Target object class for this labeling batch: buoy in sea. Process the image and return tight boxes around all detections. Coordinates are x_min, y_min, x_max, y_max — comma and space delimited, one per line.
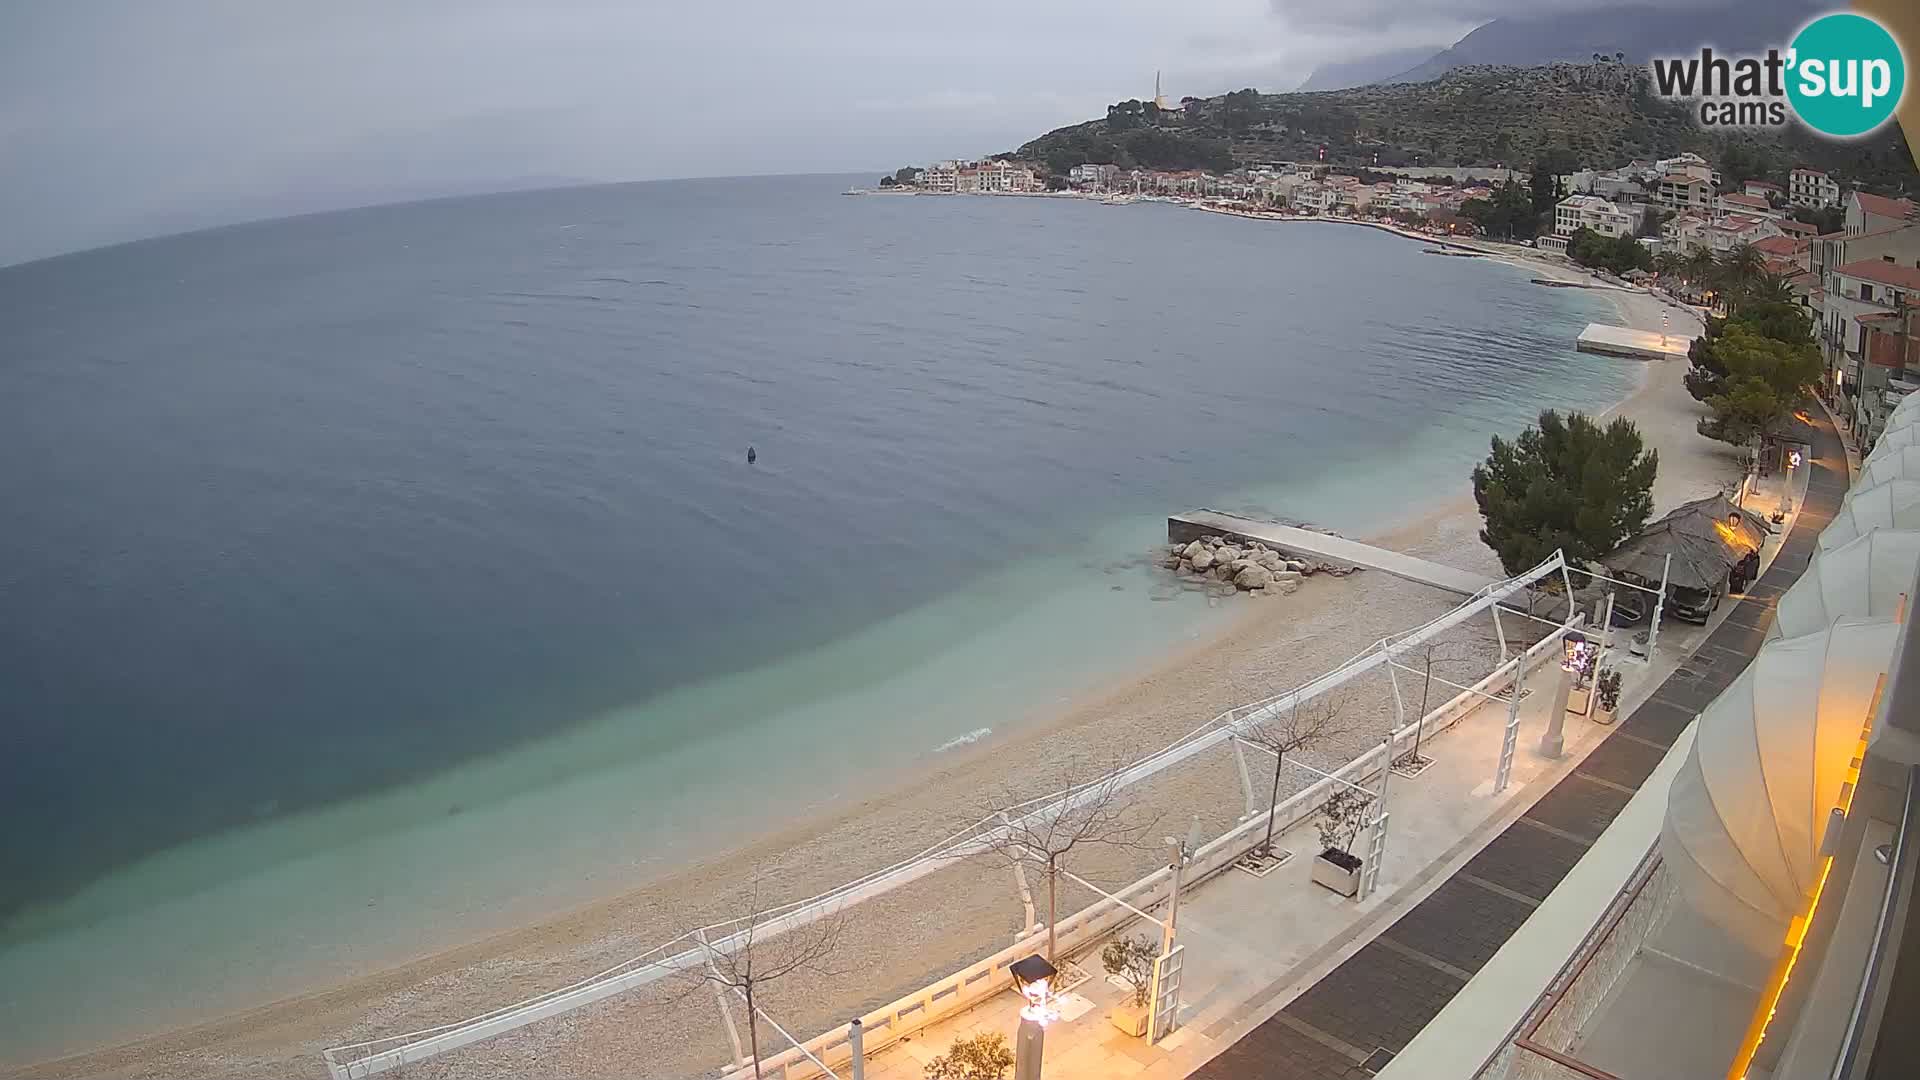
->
747, 446, 757, 464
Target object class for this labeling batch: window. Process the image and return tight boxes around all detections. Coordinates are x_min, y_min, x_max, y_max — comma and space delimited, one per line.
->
1863, 284, 1876, 302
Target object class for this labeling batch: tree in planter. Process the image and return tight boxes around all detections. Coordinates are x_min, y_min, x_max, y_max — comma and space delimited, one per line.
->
1471, 410, 1659, 578
1316, 787, 1377, 868
681, 885, 850, 1079
1396, 639, 1484, 769
976, 762, 1158, 965
1238, 690, 1349, 861
925, 1032, 1016, 1080
1101, 935, 1159, 1008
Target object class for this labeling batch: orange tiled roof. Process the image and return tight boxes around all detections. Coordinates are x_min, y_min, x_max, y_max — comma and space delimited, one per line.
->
1836, 258, 1920, 290
1856, 192, 1918, 221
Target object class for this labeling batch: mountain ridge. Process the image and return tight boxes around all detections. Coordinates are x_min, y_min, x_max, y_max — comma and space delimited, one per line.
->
1300, 0, 1823, 92
1009, 62, 1916, 196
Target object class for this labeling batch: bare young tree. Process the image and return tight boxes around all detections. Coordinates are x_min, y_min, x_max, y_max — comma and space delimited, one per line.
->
1236, 689, 1349, 860
976, 761, 1158, 964
679, 882, 850, 1079
1394, 639, 1483, 767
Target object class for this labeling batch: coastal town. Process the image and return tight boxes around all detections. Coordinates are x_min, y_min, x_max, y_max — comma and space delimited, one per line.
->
875, 150, 1920, 465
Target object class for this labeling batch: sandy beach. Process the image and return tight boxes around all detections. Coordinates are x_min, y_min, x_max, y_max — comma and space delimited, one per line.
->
5, 232, 1738, 1080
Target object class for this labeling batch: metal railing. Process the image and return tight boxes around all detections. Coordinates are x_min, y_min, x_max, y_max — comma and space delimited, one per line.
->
1833, 765, 1919, 1080
323, 551, 1575, 1079
723, 613, 1579, 1080
1475, 849, 1670, 1080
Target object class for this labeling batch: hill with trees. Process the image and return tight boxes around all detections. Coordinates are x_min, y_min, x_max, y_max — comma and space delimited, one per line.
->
1008, 62, 1917, 196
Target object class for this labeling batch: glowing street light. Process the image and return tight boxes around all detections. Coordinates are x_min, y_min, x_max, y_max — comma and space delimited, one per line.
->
1010, 954, 1059, 1080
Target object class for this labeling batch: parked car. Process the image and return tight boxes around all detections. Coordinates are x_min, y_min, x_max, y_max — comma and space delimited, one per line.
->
1607, 591, 1650, 627
1667, 583, 1721, 624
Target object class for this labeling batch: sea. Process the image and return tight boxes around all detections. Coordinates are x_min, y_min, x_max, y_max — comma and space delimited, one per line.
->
0, 174, 1638, 1061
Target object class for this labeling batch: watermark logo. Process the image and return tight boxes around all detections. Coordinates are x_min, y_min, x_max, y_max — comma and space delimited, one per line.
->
1649, 11, 1906, 138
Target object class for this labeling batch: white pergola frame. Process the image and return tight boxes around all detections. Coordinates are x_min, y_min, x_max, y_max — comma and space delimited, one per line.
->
322, 550, 1581, 1080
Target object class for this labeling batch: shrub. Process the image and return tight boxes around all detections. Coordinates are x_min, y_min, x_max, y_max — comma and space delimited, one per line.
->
1597, 668, 1622, 712
925, 1032, 1016, 1080
1101, 935, 1159, 1007
1315, 788, 1375, 856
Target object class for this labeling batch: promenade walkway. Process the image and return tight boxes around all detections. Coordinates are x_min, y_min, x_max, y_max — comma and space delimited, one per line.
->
1169, 511, 1496, 596
1188, 411, 1848, 1079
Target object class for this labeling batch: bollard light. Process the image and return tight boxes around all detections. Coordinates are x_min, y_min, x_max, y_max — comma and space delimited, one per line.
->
1010, 955, 1058, 1024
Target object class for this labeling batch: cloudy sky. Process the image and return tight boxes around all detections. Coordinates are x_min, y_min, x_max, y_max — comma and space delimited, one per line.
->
0, 1, 1523, 265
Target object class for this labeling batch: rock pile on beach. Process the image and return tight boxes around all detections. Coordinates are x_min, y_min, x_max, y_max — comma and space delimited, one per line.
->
1161, 534, 1352, 598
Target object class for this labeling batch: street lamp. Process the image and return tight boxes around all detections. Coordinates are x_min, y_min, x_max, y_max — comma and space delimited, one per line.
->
1010, 954, 1058, 1080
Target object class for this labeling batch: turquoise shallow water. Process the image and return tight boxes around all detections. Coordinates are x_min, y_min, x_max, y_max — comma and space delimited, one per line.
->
0, 177, 1635, 1059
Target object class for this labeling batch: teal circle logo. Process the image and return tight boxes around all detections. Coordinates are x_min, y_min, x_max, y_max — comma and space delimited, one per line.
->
1787, 13, 1906, 138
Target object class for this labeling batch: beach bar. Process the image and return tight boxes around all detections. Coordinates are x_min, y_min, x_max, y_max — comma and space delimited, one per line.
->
1575, 322, 1695, 362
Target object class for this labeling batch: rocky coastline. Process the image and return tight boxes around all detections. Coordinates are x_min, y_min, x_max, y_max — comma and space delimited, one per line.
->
1161, 533, 1357, 599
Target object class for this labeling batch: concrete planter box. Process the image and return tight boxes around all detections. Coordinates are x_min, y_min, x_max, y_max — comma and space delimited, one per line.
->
1568, 685, 1592, 715
1109, 1001, 1149, 1037
1312, 849, 1363, 898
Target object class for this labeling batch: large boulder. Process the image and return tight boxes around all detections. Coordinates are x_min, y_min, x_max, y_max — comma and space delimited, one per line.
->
1286, 560, 1310, 573
1182, 540, 1207, 560
1256, 550, 1284, 570
1189, 548, 1215, 572
1235, 565, 1273, 590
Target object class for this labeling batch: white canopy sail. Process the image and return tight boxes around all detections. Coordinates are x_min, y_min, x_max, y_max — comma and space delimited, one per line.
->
1772, 531, 1920, 638
1857, 445, 1920, 490
1821, 479, 1920, 551
1660, 617, 1898, 951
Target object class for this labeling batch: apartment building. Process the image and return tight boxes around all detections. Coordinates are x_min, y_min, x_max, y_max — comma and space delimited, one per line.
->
1790, 166, 1842, 209
1553, 194, 1637, 238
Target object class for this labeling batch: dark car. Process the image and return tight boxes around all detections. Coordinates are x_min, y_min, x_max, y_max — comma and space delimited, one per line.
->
1607, 590, 1650, 627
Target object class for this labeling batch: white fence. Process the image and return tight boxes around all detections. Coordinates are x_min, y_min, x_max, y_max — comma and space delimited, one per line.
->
725, 621, 1578, 1080
323, 551, 1572, 1079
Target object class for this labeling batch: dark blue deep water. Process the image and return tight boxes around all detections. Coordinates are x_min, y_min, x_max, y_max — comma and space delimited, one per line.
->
0, 175, 1630, 939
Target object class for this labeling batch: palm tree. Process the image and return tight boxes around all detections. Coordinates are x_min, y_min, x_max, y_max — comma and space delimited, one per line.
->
1749, 270, 1796, 306
1654, 250, 1683, 279
1716, 242, 1768, 313
1684, 248, 1717, 300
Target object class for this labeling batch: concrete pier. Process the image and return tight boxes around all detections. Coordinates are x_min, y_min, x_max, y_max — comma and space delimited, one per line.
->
1575, 322, 1694, 362
1169, 509, 1497, 596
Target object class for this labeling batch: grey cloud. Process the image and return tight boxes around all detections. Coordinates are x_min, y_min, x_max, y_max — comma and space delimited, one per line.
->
1, 0, 1471, 265
1266, 0, 1713, 30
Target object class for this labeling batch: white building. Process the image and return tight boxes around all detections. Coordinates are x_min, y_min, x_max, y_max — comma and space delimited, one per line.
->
1291, 183, 1337, 213
919, 161, 959, 193
1820, 224, 1920, 434
1068, 163, 1119, 189
1791, 167, 1842, 209
1847, 191, 1918, 236
1707, 213, 1786, 254
978, 160, 1037, 193
1554, 194, 1637, 238
1656, 170, 1716, 214
1715, 192, 1784, 221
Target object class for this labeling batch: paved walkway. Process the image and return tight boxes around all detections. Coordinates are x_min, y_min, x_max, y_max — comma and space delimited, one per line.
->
1168, 511, 1497, 596
1189, 412, 1849, 1079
